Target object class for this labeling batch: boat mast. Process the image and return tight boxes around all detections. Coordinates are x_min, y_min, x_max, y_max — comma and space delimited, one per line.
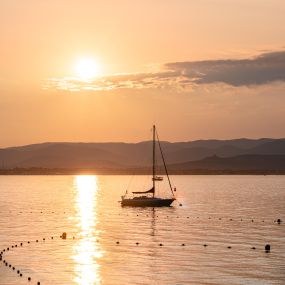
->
152, 125, 156, 197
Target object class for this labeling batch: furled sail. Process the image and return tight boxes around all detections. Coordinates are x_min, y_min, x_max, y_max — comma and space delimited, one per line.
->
132, 187, 154, 194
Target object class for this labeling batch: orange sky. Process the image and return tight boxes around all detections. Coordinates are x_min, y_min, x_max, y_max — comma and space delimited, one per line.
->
1, 0, 285, 147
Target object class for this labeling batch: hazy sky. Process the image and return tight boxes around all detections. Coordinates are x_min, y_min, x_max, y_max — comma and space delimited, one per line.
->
1, 0, 285, 147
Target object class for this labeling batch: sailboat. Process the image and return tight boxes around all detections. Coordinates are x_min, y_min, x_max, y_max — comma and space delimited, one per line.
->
121, 125, 176, 207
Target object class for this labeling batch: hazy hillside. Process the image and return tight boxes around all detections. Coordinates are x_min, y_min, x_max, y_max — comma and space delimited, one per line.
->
0, 138, 285, 169
168, 154, 285, 171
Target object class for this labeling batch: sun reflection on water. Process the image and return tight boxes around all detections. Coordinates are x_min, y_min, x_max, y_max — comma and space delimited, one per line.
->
73, 175, 102, 285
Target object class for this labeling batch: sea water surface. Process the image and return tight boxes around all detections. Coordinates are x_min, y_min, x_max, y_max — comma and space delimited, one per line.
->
0, 175, 284, 285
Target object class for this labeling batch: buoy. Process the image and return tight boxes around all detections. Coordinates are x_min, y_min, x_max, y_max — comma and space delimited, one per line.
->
203, 244, 208, 247
9, 264, 11, 267
20, 243, 23, 246
277, 218, 282, 224
28, 277, 31, 281
37, 282, 40, 285
51, 237, 54, 239
43, 238, 45, 241
136, 242, 139, 245
181, 243, 185, 246
159, 243, 163, 246
36, 240, 38, 242
116, 241, 120, 245
251, 247, 256, 250
265, 244, 270, 252
227, 246, 232, 249
28, 241, 30, 244
20, 273, 22, 277
179, 203, 182, 206
17, 270, 20, 274
61, 232, 67, 240
13, 267, 15, 270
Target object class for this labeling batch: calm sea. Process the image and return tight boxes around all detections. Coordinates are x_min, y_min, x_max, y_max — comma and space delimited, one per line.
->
0, 175, 284, 285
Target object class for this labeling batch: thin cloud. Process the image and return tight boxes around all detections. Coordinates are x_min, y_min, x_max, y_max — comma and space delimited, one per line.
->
44, 50, 285, 91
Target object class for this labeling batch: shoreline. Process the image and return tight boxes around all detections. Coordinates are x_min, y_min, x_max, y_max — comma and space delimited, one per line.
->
1, 168, 285, 175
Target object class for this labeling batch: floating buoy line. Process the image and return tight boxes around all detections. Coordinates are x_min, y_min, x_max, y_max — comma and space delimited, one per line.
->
1, 210, 283, 225
0, 221, 281, 285
0, 215, 282, 284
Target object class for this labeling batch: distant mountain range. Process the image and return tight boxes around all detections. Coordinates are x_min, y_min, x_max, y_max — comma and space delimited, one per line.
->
1, 138, 285, 173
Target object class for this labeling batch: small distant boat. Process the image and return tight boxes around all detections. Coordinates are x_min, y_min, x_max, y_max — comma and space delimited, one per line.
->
152, 176, 163, 181
121, 125, 176, 207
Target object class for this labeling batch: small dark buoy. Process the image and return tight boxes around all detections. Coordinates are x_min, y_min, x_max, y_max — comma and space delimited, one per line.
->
277, 218, 282, 224
265, 244, 270, 252
181, 243, 185, 246
37, 282, 40, 285
36, 240, 38, 242
9, 264, 11, 267
51, 237, 54, 239
12, 246, 14, 248
28, 241, 30, 244
159, 243, 163, 246
28, 277, 31, 281
13, 267, 15, 270
61, 232, 67, 240
227, 246, 232, 249
187, 216, 189, 219
116, 241, 120, 245
179, 203, 182, 206
20, 243, 23, 246
15, 245, 17, 247
7, 248, 9, 251
251, 247, 256, 250
203, 244, 208, 247
230, 218, 232, 221
252, 219, 254, 222
43, 238, 45, 241
136, 242, 139, 245
17, 270, 20, 274
20, 273, 22, 277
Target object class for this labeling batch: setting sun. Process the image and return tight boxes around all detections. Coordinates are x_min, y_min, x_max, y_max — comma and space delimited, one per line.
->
74, 57, 100, 79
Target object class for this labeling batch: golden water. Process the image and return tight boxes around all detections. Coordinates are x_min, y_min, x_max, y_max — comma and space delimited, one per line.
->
0, 175, 284, 284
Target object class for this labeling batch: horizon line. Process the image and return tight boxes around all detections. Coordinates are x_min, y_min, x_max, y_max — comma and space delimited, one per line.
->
1, 137, 285, 149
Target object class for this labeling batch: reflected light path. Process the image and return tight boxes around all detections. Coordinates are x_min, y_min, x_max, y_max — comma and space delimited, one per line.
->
73, 175, 102, 285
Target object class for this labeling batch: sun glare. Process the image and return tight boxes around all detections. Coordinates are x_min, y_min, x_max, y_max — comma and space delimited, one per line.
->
75, 57, 100, 79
